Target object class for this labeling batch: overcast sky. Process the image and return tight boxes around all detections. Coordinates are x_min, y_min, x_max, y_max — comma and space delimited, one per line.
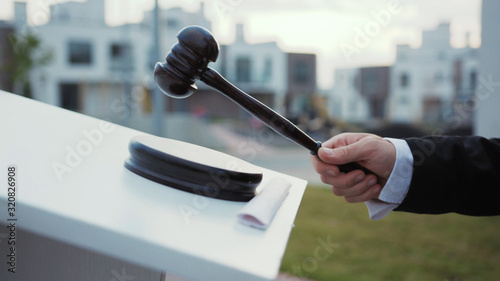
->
0, 0, 482, 89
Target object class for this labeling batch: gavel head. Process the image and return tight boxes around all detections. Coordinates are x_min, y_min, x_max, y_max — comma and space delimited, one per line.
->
154, 26, 219, 98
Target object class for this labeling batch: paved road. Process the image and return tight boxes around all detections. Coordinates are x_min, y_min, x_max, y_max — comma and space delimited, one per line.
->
209, 124, 324, 185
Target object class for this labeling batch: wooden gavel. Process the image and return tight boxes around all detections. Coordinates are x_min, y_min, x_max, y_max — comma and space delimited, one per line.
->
154, 25, 370, 174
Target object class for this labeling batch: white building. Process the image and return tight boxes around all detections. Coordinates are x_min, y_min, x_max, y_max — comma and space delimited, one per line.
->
14, 0, 148, 121
329, 68, 370, 123
475, 0, 500, 137
13, 0, 211, 124
161, 23, 292, 120
332, 23, 479, 127
219, 24, 288, 114
143, 3, 211, 61
387, 23, 478, 125
11, 0, 293, 123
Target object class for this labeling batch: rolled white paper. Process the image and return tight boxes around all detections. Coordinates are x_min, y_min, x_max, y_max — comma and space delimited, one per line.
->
237, 178, 291, 230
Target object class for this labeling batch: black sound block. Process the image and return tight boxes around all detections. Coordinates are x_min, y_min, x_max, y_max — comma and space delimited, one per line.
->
124, 135, 263, 201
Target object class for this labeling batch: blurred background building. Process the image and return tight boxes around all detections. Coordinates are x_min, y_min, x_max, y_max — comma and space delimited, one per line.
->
330, 22, 479, 134
475, 0, 500, 138
388, 23, 478, 127
1, 0, 499, 141
2, 1, 317, 138
0, 21, 15, 92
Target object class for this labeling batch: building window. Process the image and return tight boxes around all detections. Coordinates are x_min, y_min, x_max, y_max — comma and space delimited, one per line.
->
400, 73, 409, 88
59, 83, 80, 111
293, 61, 310, 82
109, 42, 133, 70
68, 41, 92, 65
363, 73, 378, 93
167, 19, 178, 29
111, 43, 125, 58
470, 71, 477, 91
423, 97, 442, 123
236, 57, 251, 83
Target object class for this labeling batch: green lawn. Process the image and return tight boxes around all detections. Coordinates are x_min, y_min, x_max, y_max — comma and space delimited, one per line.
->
280, 185, 500, 281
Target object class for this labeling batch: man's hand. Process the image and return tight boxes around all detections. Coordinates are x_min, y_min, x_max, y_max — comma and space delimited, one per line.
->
310, 133, 396, 203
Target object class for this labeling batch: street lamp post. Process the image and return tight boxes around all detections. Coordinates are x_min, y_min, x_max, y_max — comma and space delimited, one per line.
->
152, 0, 165, 136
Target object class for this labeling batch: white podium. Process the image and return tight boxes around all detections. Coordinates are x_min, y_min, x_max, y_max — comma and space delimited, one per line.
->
0, 91, 307, 281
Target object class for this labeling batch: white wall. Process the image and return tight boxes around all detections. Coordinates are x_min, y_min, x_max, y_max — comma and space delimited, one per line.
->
18, 1, 211, 119
224, 24, 287, 113
329, 68, 369, 122
475, 0, 500, 137
15, 1, 289, 120
29, 22, 151, 110
388, 23, 478, 125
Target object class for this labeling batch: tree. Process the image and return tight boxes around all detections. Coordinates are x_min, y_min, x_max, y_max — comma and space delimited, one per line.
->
2, 30, 52, 98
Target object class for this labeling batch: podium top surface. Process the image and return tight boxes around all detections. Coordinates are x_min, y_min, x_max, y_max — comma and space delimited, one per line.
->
0, 91, 307, 281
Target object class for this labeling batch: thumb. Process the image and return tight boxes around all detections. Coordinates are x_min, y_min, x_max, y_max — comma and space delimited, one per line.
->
318, 141, 367, 165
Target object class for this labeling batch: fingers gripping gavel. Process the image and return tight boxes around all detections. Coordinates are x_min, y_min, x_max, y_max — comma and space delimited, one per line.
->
154, 25, 370, 174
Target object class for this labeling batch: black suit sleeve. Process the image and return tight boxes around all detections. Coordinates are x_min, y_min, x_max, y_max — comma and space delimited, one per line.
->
394, 136, 500, 216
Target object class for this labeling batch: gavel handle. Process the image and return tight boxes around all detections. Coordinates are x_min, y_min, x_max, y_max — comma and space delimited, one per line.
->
201, 67, 372, 174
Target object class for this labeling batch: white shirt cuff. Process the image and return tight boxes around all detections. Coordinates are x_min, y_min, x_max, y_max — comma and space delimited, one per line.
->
365, 138, 413, 220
